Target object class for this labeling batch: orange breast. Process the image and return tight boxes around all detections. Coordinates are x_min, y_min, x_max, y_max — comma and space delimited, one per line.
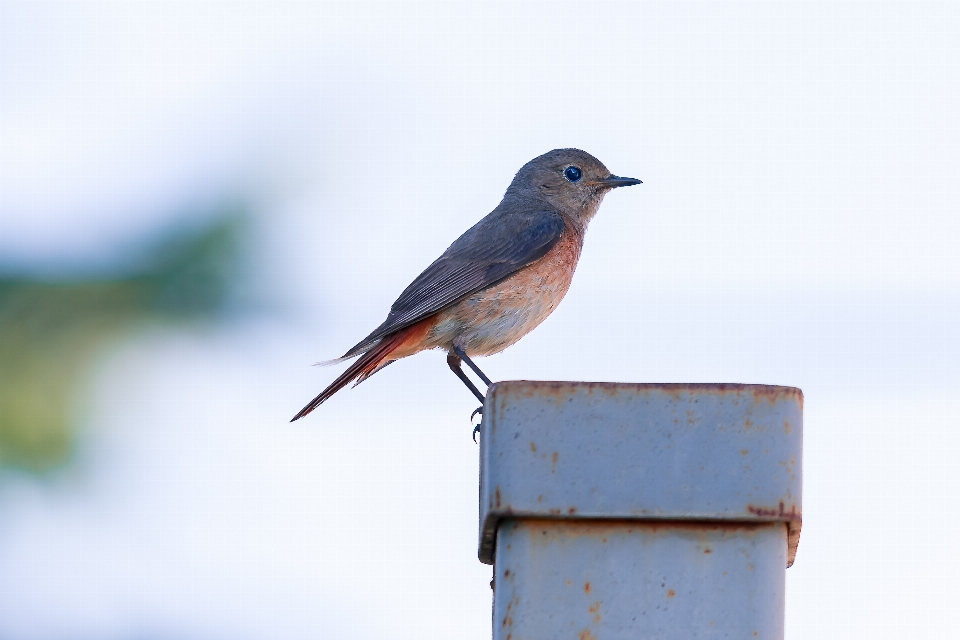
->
429, 223, 584, 356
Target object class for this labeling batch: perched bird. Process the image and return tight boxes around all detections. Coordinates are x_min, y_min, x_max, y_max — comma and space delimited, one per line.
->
291, 148, 641, 422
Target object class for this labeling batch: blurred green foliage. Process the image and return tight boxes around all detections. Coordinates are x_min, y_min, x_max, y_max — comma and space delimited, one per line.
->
0, 209, 247, 474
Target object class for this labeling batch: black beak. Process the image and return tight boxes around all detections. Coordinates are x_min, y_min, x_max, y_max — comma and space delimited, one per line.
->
596, 175, 643, 188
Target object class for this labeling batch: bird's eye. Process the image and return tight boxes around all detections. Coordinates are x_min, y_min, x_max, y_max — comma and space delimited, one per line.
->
564, 166, 582, 182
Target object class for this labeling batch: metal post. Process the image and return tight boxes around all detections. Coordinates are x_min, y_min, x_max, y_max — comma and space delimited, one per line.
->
478, 382, 802, 640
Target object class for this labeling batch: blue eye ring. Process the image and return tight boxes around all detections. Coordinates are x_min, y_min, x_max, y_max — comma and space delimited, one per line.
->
564, 166, 582, 182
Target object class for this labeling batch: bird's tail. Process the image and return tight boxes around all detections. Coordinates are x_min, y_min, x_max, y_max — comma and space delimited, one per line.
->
313, 354, 354, 367
290, 320, 432, 421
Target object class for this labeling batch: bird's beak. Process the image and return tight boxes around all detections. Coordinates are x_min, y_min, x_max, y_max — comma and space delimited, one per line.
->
594, 175, 643, 188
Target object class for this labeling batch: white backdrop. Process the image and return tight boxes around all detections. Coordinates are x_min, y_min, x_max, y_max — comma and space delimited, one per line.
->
1, 2, 958, 638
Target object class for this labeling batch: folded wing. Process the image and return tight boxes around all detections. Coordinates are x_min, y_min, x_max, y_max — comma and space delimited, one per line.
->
341, 209, 566, 358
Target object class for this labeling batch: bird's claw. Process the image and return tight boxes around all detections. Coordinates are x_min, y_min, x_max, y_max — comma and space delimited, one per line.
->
471, 405, 483, 443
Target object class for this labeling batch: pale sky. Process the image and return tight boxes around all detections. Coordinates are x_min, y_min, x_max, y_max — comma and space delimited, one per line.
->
1, 2, 958, 639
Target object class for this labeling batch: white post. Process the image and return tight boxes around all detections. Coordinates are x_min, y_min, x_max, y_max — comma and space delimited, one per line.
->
478, 382, 802, 639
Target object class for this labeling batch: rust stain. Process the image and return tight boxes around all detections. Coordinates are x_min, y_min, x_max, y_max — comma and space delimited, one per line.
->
501, 596, 517, 630
747, 501, 801, 522
704, 547, 713, 554
504, 569, 511, 578
589, 601, 601, 623
667, 589, 676, 598
551, 451, 559, 472
584, 581, 591, 593
686, 409, 696, 425
750, 385, 803, 406
579, 630, 596, 640
787, 522, 801, 568
744, 419, 753, 430
784, 419, 793, 434
518, 518, 773, 539
530, 441, 537, 453
740, 449, 749, 455
495, 487, 502, 508
568, 507, 578, 514
537, 494, 543, 503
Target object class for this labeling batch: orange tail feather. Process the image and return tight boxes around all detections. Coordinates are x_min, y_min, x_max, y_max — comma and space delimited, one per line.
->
290, 318, 434, 421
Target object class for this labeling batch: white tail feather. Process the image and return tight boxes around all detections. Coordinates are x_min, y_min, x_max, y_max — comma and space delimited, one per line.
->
313, 354, 359, 367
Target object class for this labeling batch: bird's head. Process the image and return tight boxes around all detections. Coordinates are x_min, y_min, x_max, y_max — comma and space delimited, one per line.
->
506, 148, 642, 225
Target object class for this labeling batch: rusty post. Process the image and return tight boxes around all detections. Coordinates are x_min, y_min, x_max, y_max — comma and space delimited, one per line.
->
478, 382, 802, 639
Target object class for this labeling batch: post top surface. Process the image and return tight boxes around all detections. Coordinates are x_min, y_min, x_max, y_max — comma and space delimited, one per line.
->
478, 381, 803, 567
485, 380, 803, 404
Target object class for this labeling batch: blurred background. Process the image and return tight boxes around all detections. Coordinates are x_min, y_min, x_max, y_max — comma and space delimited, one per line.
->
1, 1, 958, 638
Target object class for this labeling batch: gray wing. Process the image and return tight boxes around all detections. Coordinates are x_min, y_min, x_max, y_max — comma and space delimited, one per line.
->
341, 209, 566, 358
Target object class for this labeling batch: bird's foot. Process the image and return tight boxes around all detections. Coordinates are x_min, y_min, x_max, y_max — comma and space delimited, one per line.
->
471, 406, 483, 443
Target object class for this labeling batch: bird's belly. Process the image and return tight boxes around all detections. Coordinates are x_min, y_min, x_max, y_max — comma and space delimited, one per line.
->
428, 230, 582, 356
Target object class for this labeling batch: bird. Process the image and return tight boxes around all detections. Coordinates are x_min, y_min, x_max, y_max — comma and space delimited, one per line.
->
291, 148, 641, 422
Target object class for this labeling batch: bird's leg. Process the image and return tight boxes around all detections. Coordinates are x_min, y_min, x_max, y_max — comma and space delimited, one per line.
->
448, 349, 490, 442
453, 346, 492, 386
447, 352, 486, 404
